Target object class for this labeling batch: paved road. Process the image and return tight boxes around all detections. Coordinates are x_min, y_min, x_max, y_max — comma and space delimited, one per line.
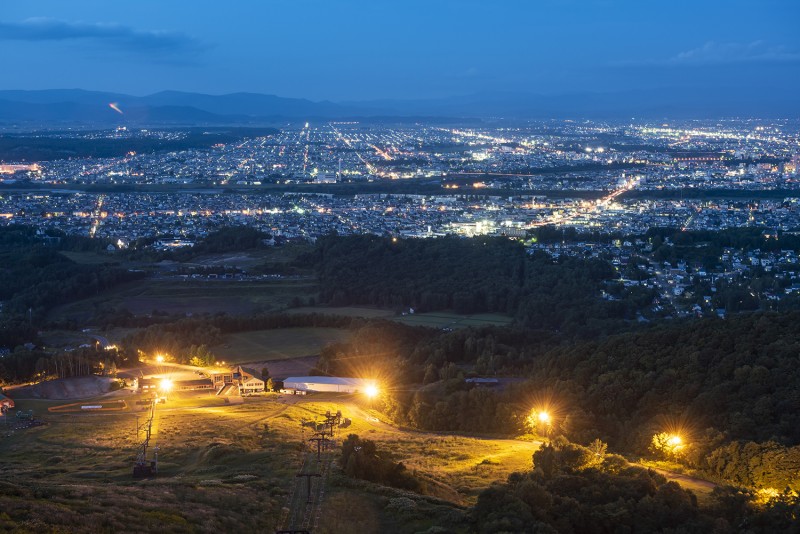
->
649, 466, 718, 493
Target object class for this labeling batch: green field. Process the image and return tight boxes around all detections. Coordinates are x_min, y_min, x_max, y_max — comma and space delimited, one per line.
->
211, 327, 351, 363
287, 307, 515, 329
286, 306, 396, 318
48, 278, 318, 323
60, 250, 121, 265
394, 312, 514, 329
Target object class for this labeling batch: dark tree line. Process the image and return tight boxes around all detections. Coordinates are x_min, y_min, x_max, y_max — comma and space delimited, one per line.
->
119, 226, 275, 263
0, 345, 123, 385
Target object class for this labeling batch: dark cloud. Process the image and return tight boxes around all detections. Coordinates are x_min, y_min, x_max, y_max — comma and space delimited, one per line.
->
0, 17, 205, 56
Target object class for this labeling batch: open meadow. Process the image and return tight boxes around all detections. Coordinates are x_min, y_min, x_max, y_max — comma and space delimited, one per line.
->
286, 306, 396, 319
212, 327, 351, 363
394, 312, 514, 329
287, 306, 515, 329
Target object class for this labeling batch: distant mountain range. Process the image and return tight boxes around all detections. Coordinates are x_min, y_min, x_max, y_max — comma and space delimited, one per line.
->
0, 90, 358, 126
0, 87, 796, 126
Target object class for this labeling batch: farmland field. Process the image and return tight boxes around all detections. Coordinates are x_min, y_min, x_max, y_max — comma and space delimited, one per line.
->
394, 312, 514, 329
286, 306, 396, 318
211, 327, 351, 363
48, 278, 318, 323
286, 307, 515, 329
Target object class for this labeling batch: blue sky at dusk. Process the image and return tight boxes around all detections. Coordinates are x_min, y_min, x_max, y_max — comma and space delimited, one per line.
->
1, 0, 798, 101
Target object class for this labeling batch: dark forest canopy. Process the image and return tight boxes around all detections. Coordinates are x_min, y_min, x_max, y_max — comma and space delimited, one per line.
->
302, 234, 646, 335
318, 313, 800, 446
0, 225, 143, 348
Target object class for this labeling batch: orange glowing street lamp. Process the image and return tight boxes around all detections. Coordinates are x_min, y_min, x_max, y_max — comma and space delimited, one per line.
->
537, 411, 551, 424
160, 378, 173, 393
528, 408, 554, 438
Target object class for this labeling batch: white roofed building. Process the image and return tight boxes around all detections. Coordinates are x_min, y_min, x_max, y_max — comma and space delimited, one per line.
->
283, 376, 376, 394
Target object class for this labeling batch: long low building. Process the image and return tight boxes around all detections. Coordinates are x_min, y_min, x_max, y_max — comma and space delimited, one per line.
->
139, 377, 213, 392
283, 376, 376, 394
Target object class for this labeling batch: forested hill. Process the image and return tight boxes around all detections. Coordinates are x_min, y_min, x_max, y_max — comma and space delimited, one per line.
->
316, 311, 800, 494
0, 225, 144, 348
528, 312, 800, 445
303, 234, 645, 334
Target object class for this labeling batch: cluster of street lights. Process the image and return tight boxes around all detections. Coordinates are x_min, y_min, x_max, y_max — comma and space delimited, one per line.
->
528, 406, 688, 460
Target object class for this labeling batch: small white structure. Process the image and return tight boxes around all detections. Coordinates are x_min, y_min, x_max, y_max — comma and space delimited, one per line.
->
283, 376, 375, 394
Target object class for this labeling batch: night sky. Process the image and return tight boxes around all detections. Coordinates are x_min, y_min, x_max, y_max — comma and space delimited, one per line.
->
2, 0, 799, 102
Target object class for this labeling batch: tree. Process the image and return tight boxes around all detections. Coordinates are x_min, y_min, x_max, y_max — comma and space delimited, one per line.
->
423, 364, 438, 384
266, 377, 274, 392
187, 344, 215, 367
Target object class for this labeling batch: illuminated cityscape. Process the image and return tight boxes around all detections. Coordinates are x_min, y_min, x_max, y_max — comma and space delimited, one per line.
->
1, 120, 799, 241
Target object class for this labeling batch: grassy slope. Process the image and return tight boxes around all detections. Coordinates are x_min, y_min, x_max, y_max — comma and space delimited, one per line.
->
0, 392, 540, 533
211, 327, 351, 363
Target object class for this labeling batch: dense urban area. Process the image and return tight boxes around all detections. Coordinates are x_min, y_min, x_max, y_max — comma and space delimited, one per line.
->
2, 120, 799, 237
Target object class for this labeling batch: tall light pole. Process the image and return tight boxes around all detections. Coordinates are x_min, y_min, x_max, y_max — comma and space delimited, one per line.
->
537, 410, 552, 439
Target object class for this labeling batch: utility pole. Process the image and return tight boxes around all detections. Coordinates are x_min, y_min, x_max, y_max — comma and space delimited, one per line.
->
308, 436, 330, 461
295, 473, 321, 503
